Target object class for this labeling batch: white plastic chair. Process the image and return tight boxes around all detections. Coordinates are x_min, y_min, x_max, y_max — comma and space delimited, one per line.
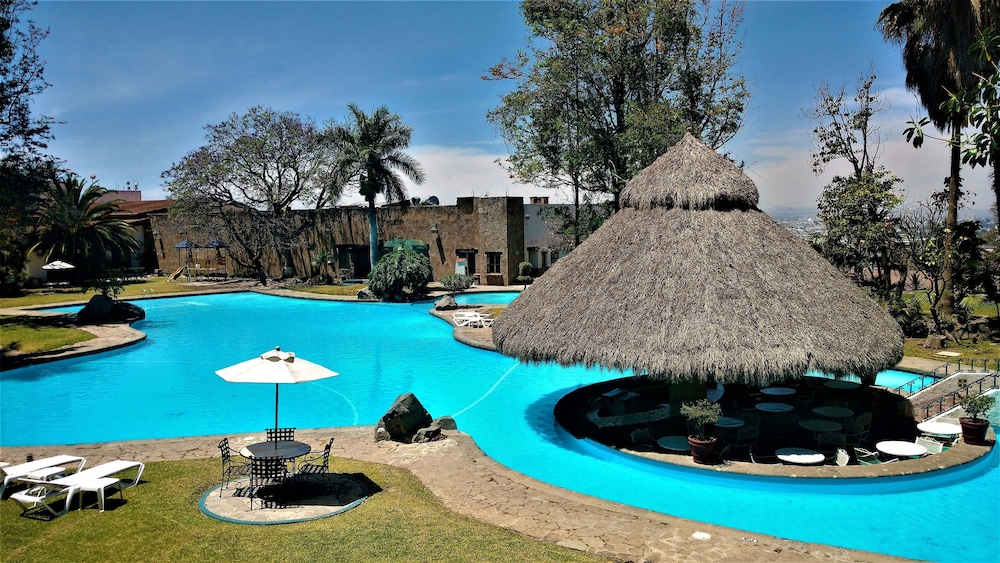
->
915, 436, 944, 455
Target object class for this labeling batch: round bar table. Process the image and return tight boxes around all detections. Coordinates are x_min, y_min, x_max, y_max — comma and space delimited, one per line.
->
776, 447, 825, 465
756, 402, 794, 413
876, 440, 927, 459
916, 421, 961, 437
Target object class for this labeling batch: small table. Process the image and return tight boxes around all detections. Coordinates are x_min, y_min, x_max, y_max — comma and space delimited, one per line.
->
876, 440, 927, 459
776, 447, 825, 465
715, 417, 745, 429
761, 387, 795, 397
916, 421, 961, 437
756, 402, 794, 413
798, 419, 843, 434
656, 436, 692, 453
812, 406, 854, 420
823, 380, 861, 390
240, 440, 311, 461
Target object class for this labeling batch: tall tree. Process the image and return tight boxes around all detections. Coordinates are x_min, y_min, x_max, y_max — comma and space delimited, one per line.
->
487, 0, 749, 220
30, 173, 140, 279
877, 0, 1000, 317
162, 106, 342, 282
328, 104, 425, 267
1, 0, 51, 156
805, 68, 904, 298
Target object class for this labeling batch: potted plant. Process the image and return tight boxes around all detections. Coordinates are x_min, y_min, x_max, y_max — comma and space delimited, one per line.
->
959, 392, 997, 445
680, 399, 722, 464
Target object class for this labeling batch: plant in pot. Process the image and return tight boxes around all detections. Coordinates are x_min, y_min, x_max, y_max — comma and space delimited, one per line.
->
680, 399, 722, 464
959, 392, 997, 445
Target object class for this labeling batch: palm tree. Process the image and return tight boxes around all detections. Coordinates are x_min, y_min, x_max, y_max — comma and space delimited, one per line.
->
30, 174, 140, 279
329, 104, 425, 268
877, 0, 999, 316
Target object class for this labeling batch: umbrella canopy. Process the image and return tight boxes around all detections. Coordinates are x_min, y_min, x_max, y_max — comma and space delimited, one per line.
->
173, 239, 200, 249
204, 239, 229, 249
41, 260, 75, 270
215, 346, 339, 429
492, 133, 903, 387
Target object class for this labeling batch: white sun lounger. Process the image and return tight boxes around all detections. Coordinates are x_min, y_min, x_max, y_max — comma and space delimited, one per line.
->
10, 459, 144, 517
1, 455, 86, 498
452, 311, 494, 328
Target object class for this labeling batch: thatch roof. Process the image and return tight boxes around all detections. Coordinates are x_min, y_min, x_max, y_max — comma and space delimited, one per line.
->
492, 133, 903, 386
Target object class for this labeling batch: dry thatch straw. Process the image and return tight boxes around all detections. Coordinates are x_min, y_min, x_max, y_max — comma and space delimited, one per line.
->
492, 133, 903, 387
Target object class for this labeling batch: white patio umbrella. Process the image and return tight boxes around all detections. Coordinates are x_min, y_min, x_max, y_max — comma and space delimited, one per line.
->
41, 260, 75, 270
215, 346, 339, 431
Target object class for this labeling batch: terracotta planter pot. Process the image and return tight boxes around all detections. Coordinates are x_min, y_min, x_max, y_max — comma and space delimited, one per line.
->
688, 436, 718, 464
960, 417, 990, 445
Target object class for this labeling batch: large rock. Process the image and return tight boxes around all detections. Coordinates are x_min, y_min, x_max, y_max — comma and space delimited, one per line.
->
379, 393, 433, 443
434, 295, 458, 310
77, 295, 145, 324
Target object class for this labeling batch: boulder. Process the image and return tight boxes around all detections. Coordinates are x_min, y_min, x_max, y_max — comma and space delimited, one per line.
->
433, 416, 458, 430
434, 295, 458, 310
923, 334, 946, 349
413, 425, 443, 443
379, 393, 433, 443
77, 295, 145, 324
357, 289, 375, 301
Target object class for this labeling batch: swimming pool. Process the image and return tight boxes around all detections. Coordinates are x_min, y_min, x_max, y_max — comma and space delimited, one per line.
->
2, 293, 997, 562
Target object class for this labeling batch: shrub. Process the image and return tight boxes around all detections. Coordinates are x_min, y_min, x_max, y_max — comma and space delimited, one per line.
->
441, 273, 473, 294
516, 261, 534, 288
368, 249, 432, 301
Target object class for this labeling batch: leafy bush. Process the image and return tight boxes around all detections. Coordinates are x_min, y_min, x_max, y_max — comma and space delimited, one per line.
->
516, 262, 534, 288
368, 249, 432, 301
441, 273, 473, 294
680, 399, 721, 441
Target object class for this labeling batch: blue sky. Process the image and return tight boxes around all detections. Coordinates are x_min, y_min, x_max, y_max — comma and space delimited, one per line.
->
30, 1, 994, 216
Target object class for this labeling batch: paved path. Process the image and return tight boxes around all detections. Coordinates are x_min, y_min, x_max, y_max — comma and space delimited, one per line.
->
0, 428, 914, 563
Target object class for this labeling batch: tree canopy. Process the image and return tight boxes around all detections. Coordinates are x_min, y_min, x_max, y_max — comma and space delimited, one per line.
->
487, 0, 749, 217
162, 106, 343, 282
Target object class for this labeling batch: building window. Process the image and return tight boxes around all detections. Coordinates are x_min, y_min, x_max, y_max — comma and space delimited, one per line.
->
486, 252, 501, 274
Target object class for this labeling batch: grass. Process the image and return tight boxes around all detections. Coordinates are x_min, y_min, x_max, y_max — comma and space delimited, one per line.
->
901, 290, 999, 318
0, 316, 95, 354
903, 337, 1000, 363
0, 458, 606, 563
0, 276, 215, 310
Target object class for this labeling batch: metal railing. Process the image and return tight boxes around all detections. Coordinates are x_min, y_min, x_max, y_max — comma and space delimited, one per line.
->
920, 372, 1000, 420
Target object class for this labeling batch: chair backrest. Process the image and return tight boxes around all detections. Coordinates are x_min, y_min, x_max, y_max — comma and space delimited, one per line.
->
218, 438, 233, 464
916, 436, 944, 454
853, 412, 873, 427
735, 425, 759, 444
320, 438, 334, 465
250, 457, 286, 480
854, 447, 878, 464
630, 428, 652, 445
266, 427, 296, 442
835, 448, 850, 466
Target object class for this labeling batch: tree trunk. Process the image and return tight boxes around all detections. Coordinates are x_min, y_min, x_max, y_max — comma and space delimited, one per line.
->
941, 120, 962, 319
367, 197, 379, 268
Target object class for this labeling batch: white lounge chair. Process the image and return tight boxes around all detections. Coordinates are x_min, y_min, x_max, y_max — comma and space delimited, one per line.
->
0, 455, 86, 498
915, 436, 944, 455
10, 460, 144, 517
453, 311, 493, 328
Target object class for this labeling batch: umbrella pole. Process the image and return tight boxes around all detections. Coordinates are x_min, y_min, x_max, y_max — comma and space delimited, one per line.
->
274, 384, 280, 431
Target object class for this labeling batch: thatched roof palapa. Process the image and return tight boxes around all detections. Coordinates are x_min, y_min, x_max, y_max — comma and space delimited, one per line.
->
492, 133, 903, 387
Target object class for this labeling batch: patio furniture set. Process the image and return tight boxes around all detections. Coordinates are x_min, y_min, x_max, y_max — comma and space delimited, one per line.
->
219, 428, 335, 510
452, 311, 494, 328
1, 456, 144, 517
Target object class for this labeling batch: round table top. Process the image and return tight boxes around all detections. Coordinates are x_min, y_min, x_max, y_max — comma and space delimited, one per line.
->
715, 417, 746, 429
761, 387, 796, 396
823, 379, 861, 390
756, 402, 794, 413
798, 419, 843, 433
916, 421, 962, 436
240, 440, 311, 460
656, 435, 692, 452
812, 406, 854, 419
776, 447, 825, 465
876, 440, 927, 458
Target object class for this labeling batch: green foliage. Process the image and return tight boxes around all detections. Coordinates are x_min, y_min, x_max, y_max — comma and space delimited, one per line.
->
0, 156, 53, 295
814, 169, 904, 298
960, 392, 997, 421
680, 398, 721, 441
441, 273, 473, 294
83, 271, 125, 300
367, 249, 432, 301
1, 0, 52, 156
486, 0, 749, 210
328, 104, 425, 267
516, 262, 534, 288
30, 173, 140, 280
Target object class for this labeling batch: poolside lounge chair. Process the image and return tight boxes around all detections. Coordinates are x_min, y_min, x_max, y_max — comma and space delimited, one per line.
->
1, 455, 86, 498
10, 460, 144, 517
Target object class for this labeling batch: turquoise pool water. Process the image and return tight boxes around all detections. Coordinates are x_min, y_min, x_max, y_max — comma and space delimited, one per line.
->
454, 291, 520, 305
2, 293, 997, 562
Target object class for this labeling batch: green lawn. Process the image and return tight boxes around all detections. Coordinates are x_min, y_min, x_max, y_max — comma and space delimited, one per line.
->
0, 316, 95, 354
1, 458, 605, 563
903, 337, 1000, 363
0, 276, 212, 310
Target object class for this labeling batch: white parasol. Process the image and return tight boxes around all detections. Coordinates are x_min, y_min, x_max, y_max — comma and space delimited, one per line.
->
41, 260, 75, 270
